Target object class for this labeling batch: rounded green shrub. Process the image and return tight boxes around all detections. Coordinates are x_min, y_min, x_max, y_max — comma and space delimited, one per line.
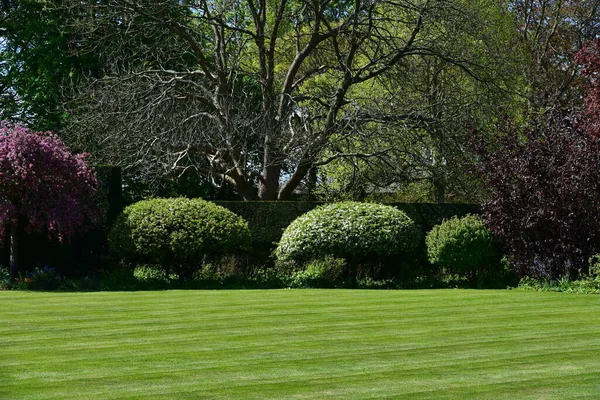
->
276, 202, 420, 264
109, 198, 251, 279
426, 214, 500, 276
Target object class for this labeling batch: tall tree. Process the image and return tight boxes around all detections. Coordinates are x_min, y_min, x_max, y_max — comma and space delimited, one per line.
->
510, 0, 600, 110
62, 0, 520, 200
312, 3, 524, 202
0, 0, 85, 130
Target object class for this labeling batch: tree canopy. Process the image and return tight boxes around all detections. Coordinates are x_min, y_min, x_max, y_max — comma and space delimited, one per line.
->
1, 0, 595, 201
0, 1, 99, 130
57, 0, 523, 200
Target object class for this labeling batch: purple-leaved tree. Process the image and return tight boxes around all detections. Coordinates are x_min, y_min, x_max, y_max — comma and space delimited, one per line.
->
0, 121, 100, 278
472, 39, 600, 280
474, 114, 600, 279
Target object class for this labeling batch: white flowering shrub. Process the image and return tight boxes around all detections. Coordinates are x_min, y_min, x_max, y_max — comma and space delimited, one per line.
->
276, 202, 420, 263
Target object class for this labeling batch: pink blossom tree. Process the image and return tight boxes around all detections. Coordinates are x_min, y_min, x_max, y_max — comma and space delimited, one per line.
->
0, 121, 100, 278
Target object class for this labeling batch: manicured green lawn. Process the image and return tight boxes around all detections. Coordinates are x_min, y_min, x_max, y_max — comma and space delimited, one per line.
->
0, 290, 599, 399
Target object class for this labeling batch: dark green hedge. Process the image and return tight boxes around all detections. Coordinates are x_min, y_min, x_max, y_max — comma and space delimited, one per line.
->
214, 202, 319, 250
216, 201, 481, 248
93, 165, 124, 227
392, 203, 482, 232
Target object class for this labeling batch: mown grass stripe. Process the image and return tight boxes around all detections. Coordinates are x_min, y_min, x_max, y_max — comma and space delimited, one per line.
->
1, 289, 599, 399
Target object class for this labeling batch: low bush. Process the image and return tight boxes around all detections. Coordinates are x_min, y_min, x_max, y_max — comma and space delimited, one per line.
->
588, 254, 600, 278
96, 268, 138, 290
109, 198, 251, 280
276, 202, 421, 282
133, 265, 170, 285
426, 215, 501, 283
517, 276, 600, 294
192, 255, 249, 287
0, 267, 10, 290
288, 257, 346, 288
28, 266, 63, 291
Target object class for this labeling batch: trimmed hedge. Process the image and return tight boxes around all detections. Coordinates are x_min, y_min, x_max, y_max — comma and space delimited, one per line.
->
215, 201, 320, 250
93, 165, 124, 227
109, 198, 251, 280
216, 201, 480, 248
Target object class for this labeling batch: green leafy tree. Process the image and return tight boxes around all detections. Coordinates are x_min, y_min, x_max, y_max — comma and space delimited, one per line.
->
314, 1, 526, 203
0, 0, 97, 130
509, 0, 600, 110
58, 0, 523, 200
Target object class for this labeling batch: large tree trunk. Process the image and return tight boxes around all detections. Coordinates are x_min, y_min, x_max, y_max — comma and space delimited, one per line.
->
236, 179, 259, 201
258, 116, 282, 200
278, 161, 312, 200
258, 164, 281, 200
9, 219, 20, 279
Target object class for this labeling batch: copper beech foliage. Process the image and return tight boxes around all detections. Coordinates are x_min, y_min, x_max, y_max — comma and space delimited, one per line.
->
576, 38, 600, 139
475, 40, 600, 279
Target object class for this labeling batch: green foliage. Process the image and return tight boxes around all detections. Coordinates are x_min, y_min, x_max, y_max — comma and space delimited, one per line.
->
0, 267, 10, 290
96, 268, 138, 291
276, 202, 420, 265
588, 254, 600, 278
426, 215, 500, 277
193, 254, 251, 285
516, 276, 600, 294
217, 201, 480, 250
0, 1, 103, 130
393, 203, 482, 234
216, 201, 321, 249
287, 257, 346, 288
109, 198, 251, 279
133, 265, 170, 285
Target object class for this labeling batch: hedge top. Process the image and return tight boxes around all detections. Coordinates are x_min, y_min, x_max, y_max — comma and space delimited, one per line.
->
216, 201, 480, 247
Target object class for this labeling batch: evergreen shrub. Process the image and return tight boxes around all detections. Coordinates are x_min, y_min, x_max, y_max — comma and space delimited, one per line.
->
426, 215, 500, 280
133, 264, 170, 285
109, 198, 251, 279
276, 202, 420, 269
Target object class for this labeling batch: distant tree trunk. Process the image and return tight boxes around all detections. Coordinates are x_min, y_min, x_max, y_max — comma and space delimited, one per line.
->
307, 166, 317, 201
9, 218, 20, 279
433, 177, 446, 204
